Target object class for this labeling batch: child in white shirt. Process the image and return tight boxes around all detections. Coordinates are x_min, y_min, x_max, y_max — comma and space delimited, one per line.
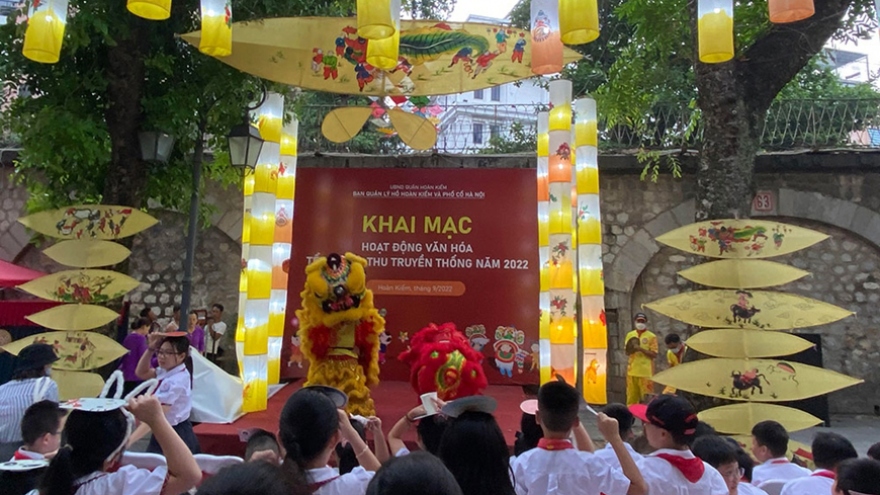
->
692, 435, 766, 495
630, 395, 728, 495
780, 432, 857, 495
593, 403, 644, 467
749, 420, 810, 487
832, 458, 880, 495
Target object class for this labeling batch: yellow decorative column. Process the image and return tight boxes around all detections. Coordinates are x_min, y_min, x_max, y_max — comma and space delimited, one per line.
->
537, 111, 551, 384
547, 80, 575, 385
269, 115, 298, 385
575, 97, 607, 404
242, 92, 283, 412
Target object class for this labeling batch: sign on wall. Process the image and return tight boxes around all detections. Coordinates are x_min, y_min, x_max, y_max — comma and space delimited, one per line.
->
282, 168, 540, 385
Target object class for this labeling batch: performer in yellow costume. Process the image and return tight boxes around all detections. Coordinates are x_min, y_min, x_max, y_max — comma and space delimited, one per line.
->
296, 252, 384, 416
662, 333, 688, 394
624, 312, 658, 405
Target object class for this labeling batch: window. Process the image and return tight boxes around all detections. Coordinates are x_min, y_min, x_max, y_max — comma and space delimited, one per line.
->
491, 86, 501, 101
490, 125, 500, 139
474, 89, 484, 100
473, 123, 484, 144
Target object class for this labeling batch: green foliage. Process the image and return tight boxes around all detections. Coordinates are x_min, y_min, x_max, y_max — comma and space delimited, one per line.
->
479, 121, 535, 154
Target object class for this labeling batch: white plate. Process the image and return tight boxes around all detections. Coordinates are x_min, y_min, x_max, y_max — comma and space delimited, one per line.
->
0, 459, 49, 472
60, 397, 127, 412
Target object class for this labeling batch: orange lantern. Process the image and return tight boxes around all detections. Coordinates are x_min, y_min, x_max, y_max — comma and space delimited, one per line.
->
357, 0, 400, 40
127, 0, 172, 20
768, 0, 814, 23
559, 0, 600, 45
200, 0, 232, 57
530, 0, 563, 75
22, 0, 69, 64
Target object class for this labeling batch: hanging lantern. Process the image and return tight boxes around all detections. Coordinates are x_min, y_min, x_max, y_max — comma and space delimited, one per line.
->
366, 27, 400, 71
559, 0, 600, 45
537, 111, 551, 385
127, 0, 172, 21
698, 0, 734, 63
574, 97, 607, 405
22, 0, 69, 64
199, 0, 232, 57
357, 0, 400, 40
235, 173, 255, 377
768, 0, 814, 23
530, 0, 564, 75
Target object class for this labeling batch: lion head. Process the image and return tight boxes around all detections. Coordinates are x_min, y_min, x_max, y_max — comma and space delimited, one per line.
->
299, 252, 376, 329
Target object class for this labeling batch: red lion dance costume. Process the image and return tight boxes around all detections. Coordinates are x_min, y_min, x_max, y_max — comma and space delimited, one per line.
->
296, 253, 384, 416
399, 322, 488, 401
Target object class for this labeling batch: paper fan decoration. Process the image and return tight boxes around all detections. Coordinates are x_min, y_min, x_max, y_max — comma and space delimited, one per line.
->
685, 329, 815, 359
52, 370, 106, 401
322, 106, 438, 150
19, 205, 158, 240
43, 240, 132, 268
387, 107, 438, 150
2, 331, 128, 371
678, 260, 810, 289
18, 269, 139, 304
656, 219, 828, 259
26, 304, 120, 331
651, 358, 863, 402
699, 403, 823, 434
321, 107, 373, 143
643, 290, 852, 330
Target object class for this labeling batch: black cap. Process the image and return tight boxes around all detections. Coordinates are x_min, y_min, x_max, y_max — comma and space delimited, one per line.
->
13, 343, 58, 374
634, 312, 648, 322
645, 395, 699, 437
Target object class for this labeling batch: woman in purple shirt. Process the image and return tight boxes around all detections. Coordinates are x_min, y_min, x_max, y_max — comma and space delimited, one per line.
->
186, 311, 205, 355
119, 317, 150, 396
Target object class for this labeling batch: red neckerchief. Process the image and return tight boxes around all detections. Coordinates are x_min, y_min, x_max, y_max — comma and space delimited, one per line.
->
537, 438, 574, 451
770, 459, 790, 465
811, 470, 835, 479
13, 450, 40, 460
655, 453, 705, 483
309, 476, 340, 491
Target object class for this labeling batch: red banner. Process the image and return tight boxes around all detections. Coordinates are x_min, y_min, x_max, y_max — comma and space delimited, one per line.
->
282, 168, 540, 385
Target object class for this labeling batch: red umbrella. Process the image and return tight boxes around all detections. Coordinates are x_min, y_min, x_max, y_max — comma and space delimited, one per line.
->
0, 260, 45, 288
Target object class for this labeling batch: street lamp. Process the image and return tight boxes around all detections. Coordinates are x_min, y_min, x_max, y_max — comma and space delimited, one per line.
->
227, 119, 265, 175
138, 130, 175, 163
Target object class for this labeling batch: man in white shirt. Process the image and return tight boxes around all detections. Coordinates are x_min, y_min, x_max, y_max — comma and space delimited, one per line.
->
594, 403, 644, 467
630, 395, 729, 495
750, 420, 811, 487
780, 432, 857, 495
205, 303, 228, 361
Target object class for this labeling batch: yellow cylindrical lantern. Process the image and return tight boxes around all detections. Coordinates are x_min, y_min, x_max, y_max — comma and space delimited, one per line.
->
530, 0, 564, 75
768, 0, 814, 23
200, 0, 232, 57
127, 0, 172, 20
357, 0, 400, 40
537, 111, 551, 384
559, 0, 600, 45
366, 28, 400, 70
697, 0, 734, 64
575, 97, 607, 404
235, 173, 255, 376
22, 0, 69, 64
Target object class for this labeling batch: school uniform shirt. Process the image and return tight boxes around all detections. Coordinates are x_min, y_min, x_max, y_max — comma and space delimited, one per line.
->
64, 465, 168, 495
778, 469, 835, 495
638, 448, 729, 495
751, 458, 811, 487
155, 363, 192, 427
511, 441, 631, 495
625, 330, 657, 378
306, 466, 373, 495
0, 378, 59, 443
592, 440, 644, 468
737, 482, 768, 495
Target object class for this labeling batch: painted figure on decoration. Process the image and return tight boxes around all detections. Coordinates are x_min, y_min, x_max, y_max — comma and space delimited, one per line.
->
399, 322, 488, 401
494, 326, 525, 378
296, 252, 384, 416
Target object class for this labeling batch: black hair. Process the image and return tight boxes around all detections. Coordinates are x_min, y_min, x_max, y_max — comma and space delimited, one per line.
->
197, 460, 291, 495
601, 403, 634, 439
39, 409, 128, 495
513, 411, 543, 456
724, 437, 754, 482
664, 334, 681, 345
21, 400, 65, 445
173, 306, 181, 312
692, 435, 737, 469
811, 432, 857, 470
751, 420, 789, 458
245, 429, 280, 462
279, 390, 339, 494
213, 303, 225, 312
689, 421, 717, 446
334, 419, 366, 475
139, 307, 152, 318
161, 335, 193, 385
536, 381, 579, 433
12, 368, 47, 380
835, 458, 880, 495
869, 441, 880, 461
133, 317, 151, 331
438, 411, 515, 495
367, 451, 463, 495
417, 415, 448, 455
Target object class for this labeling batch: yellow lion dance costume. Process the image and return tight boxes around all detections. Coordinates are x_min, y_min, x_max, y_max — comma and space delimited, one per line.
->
296, 252, 384, 416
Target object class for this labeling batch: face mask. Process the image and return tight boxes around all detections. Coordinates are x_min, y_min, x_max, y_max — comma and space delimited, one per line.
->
635, 323, 646, 330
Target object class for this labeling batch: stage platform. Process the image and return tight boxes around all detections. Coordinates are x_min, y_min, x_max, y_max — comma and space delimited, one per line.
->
194, 380, 533, 457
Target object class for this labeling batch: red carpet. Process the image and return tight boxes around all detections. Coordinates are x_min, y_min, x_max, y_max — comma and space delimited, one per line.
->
194, 380, 533, 457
